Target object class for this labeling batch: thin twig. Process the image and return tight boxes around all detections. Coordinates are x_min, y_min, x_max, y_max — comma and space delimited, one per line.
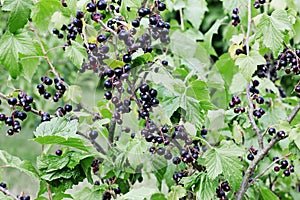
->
47, 183, 52, 200
0, 186, 19, 200
179, 8, 184, 31
287, 101, 300, 123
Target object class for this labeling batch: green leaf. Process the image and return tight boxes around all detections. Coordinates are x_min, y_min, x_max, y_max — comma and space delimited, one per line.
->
235, 51, 265, 81
103, 59, 125, 69
220, 0, 247, 13
119, 186, 158, 200
120, 0, 143, 21
73, 187, 105, 200
151, 193, 167, 200
195, 173, 218, 200
257, 185, 279, 200
2, 0, 33, 33
20, 56, 40, 81
0, 31, 36, 78
170, 30, 198, 58
0, 150, 39, 179
203, 140, 245, 190
0, 192, 14, 200
34, 117, 78, 138
31, 0, 61, 32
232, 121, 243, 144
65, 41, 86, 68
183, 0, 208, 29
256, 10, 292, 54
63, 85, 83, 104
167, 185, 186, 200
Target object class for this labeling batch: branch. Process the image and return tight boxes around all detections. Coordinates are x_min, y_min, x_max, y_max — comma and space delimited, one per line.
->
287, 101, 300, 123
246, 82, 263, 150
0, 186, 19, 200
47, 183, 53, 200
236, 135, 282, 200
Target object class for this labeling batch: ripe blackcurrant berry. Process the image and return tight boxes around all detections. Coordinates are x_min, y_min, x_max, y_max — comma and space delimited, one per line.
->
105, 68, 114, 77
7, 129, 14, 135
97, 0, 107, 10
23, 105, 31, 112
232, 8, 239, 14
17, 111, 27, 121
280, 160, 288, 169
44, 77, 53, 85
5, 117, 14, 126
161, 126, 168, 133
283, 169, 290, 177
41, 113, 51, 122
229, 101, 235, 108
76, 11, 84, 19
252, 80, 260, 87
55, 82, 66, 91
0, 114, 6, 121
56, 149, 62, 156
277, 130, 286, 138
172, 157, 181, 164
25, 95, 33, 104
97, 34, 107, 43
162, 60, 168, 66
0, 182, 7, 189
64, 104, 72, 112
234, 107, 240, 113
164, 151, 172, 160
247, 153, 254, 161
157, 2, 166, 11
123, 64, 131, 73
7, 97, 17, 106
57, 33, 64, 39
253, 2, 260, 9
131, 19, 140, 27
140, 84, 149, 93
86, 2, 96, 12
44, 92, 51, 99
157, 147, 165, 155
295, 85, 300, 93
274, 166, 280, 172
89, 130, 99, 140
52, 28, 59, 35
122, 54, 132, 63
256, 97, 264, 104
104, 79, 112, 89
259, 0, 265, 4
268, 127, 276, 135
104, 91, 112, 100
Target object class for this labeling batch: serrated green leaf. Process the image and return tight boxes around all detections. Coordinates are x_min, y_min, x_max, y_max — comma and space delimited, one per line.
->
103, 59, 125, 69
65, 41, 86, 68
20, 56, 40, 81
34, 117, 78, 138
167, 185, 186, 200
170, 30, 197, 58
31, 0, 61, 32
256, 10, 292, 54
119, 186, 158, 200
195, 173, 218, 200
235, 51, 265, 81
73, 187, 104, 200
120, 0, 142, 21
232, 121, 243, 144
184, 0, 208, 29
0, 31, 36, 78
257, 184, 279, 200
151, 193, 167, 200
204, 140, 245, 190
2, 0, 32, 33
0, 150, 39, 179
220, 0, 247, 13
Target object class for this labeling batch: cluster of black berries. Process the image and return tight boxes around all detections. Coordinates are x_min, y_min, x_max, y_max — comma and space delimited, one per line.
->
273, 158, 294, 177
267, 127, 286, 139
37, 76, 66, 102
55, 104, 72, 117
91, 158, 103, 174
228, 95, 245, 114
254, 0, 266, 9
142, 122, 201, 165
249, 80, 266, 119
231, 8, 240, 27
253, 54, 286, 98
138, 84, 159, 119
216, 181, 231, 200
0, 182, 30, 200
0, 92, 34, 136
247, 147, 258, 161
109, 97, 132, 126
173, 170, 188, 183
93, 178, 121, 200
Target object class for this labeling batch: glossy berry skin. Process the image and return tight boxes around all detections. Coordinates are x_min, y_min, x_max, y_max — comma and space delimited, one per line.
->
56, 149, 62, 156
277, 130, 286, 138
86, 2, 96, 12
0, 182, 7, 189
97, 0, 107, 10
97, 34, 107, 43
5, 117, 14, 126
162, 60, 168, 66
283, 169, 290, 177
122, 54, 132, 63
157, 2, 166, 11
64, 104, 72, 112
7, 97, 17, 106
247, 153, 254, 161
7, 129, 14, 135
139, 84, 149, 93
295, 85, 300, 93
104, 91, 112, 100
89, 130, 98, 140
253, 1, 260, 9
131, 19, 140, 27
268, 127, 276, 135
280, 160, 288, 169
0, 114, 6, 121
259, 0, 265, 3
161, 126, 168, 133
172, 157, 181, 164
164, 151, 172, 160
274, 166, 280, 172
232, 8, 239, 14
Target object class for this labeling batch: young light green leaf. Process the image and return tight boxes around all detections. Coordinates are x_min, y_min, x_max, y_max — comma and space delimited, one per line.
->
220, 0, 247, 13
0, 31, 36, 78
119, 186, 158, 200
204, 140, 245, 190
235, 51, 265, 81
65, 41, 87, 68
167, 185, 186, 200
0, 150, 39, 179
184, 0, 208, 29
151, 193, 167, 200
20, 56, 40, 81
2, 0, 33, 33
257, 184, 279, 200
170, 30, 198, 58
73, 187, 105, 200
31, 0, 61, 32
256, 10, 292, 54
120, 0, 143, 21
63, 85, 83, 104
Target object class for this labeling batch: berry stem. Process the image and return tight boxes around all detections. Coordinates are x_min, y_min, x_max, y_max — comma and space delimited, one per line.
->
47, 183, 53, 200
76, 131, 107, 155
0, 185, 19, 200
179, 8, 184, 31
